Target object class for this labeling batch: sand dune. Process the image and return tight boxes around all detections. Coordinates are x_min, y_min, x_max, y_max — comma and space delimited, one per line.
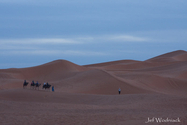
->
0, 50, 187, 95
146, 50, 187, 62
20, 59, 87, 80
84, 60, 140, 68
54, 69, 152, 94
0, 50, 187, 125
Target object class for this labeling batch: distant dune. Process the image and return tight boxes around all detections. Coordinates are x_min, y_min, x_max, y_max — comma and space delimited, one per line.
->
1, 50, 187, 125
0, 50, 187, 96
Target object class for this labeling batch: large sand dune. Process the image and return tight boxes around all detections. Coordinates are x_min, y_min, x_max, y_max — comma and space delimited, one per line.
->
0, 50, 187, 125
1, 50, 187, 95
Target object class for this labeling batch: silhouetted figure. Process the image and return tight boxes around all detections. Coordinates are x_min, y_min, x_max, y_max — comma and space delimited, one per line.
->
36, 81, 39, 86
23, 80, 29, 88
118, 88, 121, 94
52, 86, 54, 92
31, 81, 35, 85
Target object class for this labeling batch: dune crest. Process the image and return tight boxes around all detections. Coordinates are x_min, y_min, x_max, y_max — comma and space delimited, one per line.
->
0, 50, 187, 96
146, 50, 187, 62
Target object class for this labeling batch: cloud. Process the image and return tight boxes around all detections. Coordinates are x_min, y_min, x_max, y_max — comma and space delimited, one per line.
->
2, 50, 107, 56
132, 30, 187, 43
75, 35, 149, 43
0, 38, 82, 45
102, 35, 149, 42
71, 34, 149, 43
1, 30, 185, 50
0, 34, 149, 47
0, 34, 151, 57
4, 31, 185, 58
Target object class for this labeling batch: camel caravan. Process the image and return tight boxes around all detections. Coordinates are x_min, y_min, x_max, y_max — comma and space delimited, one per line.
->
23, 80, 54, 91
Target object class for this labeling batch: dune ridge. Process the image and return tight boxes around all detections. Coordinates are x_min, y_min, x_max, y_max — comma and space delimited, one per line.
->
0, 50, 187, 96
1, 50, 187, 125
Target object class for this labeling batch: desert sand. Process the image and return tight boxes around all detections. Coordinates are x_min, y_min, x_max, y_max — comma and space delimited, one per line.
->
0, 50, 187, 125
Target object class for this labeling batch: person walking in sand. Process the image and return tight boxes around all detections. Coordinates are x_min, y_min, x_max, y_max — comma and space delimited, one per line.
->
118, 88, 121, 94
52, 86, 54, 92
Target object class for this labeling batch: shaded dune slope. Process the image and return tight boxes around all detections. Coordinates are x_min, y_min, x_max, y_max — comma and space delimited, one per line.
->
55, 69, 152, 94
0, 50, 187, 95
86, 50, 187, 95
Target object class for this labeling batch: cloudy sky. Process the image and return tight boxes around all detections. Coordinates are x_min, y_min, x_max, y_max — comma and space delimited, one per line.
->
0, 0, 187, 68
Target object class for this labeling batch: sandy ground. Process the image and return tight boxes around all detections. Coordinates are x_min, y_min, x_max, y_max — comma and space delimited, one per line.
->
0, 89, 186, 125
0, 50, 187, 125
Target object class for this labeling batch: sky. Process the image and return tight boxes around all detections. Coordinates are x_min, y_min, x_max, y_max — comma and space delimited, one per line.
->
0, 0, 187, 69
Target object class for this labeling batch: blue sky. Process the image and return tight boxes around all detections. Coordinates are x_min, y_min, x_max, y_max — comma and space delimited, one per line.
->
0, 0, 187, 68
